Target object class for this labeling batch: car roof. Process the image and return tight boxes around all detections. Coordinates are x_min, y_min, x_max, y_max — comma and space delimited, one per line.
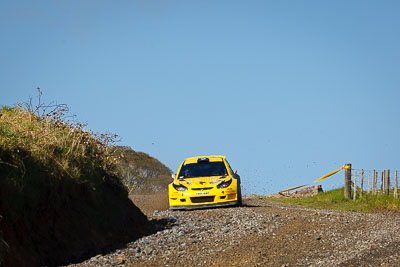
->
183, 155, 226, 164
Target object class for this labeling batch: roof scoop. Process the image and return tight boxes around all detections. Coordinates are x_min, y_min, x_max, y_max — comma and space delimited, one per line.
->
197, 158, 210, 163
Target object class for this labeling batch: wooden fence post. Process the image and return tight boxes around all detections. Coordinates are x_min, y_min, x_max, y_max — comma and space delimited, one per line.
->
384, 169, 390, 195
353, 170, 358, 200
395, 170, 398, 199
380, 171, 384, 195
360, 169, 364, 197
387, 169, 390, 195
383, 170, 386, 195
372, 170, 376, 195
344, 163, 352, 199
368, 170, 371, 194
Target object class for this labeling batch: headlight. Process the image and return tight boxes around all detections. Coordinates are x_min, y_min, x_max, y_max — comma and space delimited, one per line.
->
217, 178, 232, 189
172, 183, 188, 192
209, 178, 225, 184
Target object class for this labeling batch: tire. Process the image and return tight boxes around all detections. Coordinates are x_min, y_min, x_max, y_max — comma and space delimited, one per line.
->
237, 185, 243, 206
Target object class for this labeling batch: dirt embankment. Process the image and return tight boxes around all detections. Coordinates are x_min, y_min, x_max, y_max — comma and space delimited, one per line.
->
67, 194, 400, 266
0, 163, 151, 267
0, 103, 157, 267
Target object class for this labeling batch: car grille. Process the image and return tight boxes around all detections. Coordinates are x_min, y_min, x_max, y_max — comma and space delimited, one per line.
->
191, 196, 215, 203
191, 187, 213, 191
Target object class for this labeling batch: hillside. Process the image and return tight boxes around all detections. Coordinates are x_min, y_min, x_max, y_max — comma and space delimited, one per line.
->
112, 146, 172, 194
0, 102, 152, 266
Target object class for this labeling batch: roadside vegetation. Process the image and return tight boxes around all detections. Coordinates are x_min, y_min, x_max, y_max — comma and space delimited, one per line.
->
113, 146, 172, 194
0, 90, 151, 266
263, 187, 400, 213
0, 99, 120, 184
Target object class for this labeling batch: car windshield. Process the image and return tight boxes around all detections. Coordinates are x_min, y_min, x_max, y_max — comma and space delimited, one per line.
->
178, 161, 228, 179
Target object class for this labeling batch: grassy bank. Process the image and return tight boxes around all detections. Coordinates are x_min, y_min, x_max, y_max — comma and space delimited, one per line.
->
0, 96, 150, 266
262, 188, 400, 213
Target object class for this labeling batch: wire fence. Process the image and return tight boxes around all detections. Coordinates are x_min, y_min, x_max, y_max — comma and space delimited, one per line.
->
350, 168, 398, 200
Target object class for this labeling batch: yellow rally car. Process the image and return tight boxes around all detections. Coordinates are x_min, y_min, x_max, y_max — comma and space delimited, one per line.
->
168, 155, 242, 210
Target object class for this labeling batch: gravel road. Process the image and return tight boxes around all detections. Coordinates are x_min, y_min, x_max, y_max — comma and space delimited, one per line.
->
66, 196, 400, 266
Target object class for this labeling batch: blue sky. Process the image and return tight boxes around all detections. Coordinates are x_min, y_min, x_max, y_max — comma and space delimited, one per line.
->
1, 0, 400, 194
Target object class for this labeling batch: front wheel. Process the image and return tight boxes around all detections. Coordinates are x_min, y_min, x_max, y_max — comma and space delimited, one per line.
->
237, 185, 242, 206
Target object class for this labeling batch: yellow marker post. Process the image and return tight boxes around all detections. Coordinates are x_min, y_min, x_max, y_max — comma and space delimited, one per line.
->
313, 165, 350, 183
279, 165, 351, 196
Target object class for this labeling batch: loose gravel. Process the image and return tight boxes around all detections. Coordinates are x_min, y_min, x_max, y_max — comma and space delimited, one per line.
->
65, 197, 400, 266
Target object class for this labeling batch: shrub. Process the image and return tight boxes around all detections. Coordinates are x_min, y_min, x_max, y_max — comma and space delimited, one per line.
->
112, 146, 172, 194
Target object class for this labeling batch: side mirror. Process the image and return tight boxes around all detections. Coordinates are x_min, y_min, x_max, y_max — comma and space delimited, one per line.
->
233, 169, 238, 174
171, 174, 176, 180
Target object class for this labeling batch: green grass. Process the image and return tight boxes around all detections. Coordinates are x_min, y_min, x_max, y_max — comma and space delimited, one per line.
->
262, 188, 400, 213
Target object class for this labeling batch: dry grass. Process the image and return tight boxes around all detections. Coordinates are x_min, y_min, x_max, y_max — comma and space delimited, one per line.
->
0, 99, 120, 183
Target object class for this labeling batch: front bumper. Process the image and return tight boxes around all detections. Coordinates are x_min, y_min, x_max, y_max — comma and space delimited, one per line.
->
168, 177, 240, 210
169, 200, 239, 210
168, 187, 239, 210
